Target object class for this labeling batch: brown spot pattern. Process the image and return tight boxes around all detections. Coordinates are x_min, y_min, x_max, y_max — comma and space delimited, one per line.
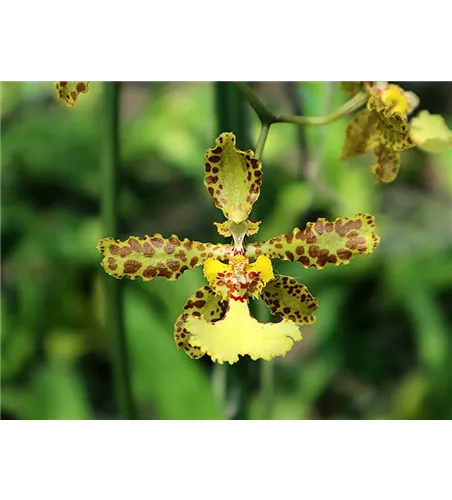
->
97, 234, 233, 282
245, 213, 380, 270
204, 132, 262, 220
173, 285, 228, 359
262, 276, 318, 326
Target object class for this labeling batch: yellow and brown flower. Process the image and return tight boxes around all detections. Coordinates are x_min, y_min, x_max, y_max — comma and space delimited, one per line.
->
98, 132, 381, 364
341, 81, 419, 183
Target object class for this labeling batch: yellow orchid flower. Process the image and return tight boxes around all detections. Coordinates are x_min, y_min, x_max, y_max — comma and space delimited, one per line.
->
341, 81, 419, 183
97, 132, 380, 364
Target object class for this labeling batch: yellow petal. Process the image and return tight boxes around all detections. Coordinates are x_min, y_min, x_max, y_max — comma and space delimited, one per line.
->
203, 258, 232, 299
246, 255, 274, 297
410, 110, 452, 153
203, 255, 275, 300
379, 84, 412, 116
174, 285, 228, 360
186, 299, 302, 364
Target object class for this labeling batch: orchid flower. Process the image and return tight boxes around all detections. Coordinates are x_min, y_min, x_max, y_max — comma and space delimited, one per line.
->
341, 81, 452, 181
97, 132, 380, 364
341, 81, 419, 183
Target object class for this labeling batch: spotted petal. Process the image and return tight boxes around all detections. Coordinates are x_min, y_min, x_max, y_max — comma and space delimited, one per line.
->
410, 110, 452, 153
368, 95, 415, 151
54, 81, 89, 107
371, 144, 401, 183
262, 276, 318, 326
174, 285, 228, 360
341, 109, 379, 159
186, 299, 302, 364
97, 234, 233, 281
204, 132, 262, 223
245, 214, 380, 269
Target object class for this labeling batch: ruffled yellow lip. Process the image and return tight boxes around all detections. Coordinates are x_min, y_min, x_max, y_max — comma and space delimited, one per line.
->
186, 299, 302, 365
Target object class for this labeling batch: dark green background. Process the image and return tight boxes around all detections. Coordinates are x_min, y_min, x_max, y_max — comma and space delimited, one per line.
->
2, 82, 452, 419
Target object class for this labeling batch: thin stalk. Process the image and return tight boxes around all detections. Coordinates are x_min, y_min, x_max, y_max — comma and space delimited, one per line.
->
274, 91, 368, 126
234, 81, 276, 124
235, 81, 368, 127
101, 82, 136, 420
254, 122, 271, 160
257, 300, 274, 420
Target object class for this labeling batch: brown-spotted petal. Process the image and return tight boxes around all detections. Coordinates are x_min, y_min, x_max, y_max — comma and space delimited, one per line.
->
368, 94, 415, 152
204, 132, 262, 223
245, 214, 380, 269
371, 144, 401, 183
261, 276, 318, 326
54, 81, 90, 107
174, 285, 228, 360
97, 234, 233, 281
341, 109, 379, 159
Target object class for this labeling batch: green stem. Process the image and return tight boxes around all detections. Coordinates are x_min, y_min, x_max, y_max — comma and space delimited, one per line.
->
234, 82, 276, 124
101, 82, 136, 420
261, 360, 274, 420
235, 81, 368, 127
254, 122, 271, 160
274, 91, 368, 126
212, 362, 227, 411
256, 301, 274, 420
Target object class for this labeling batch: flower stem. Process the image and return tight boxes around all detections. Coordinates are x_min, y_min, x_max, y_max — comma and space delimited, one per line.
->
255, 300, 275, 420
234, 82, 276, 124
254, 122, 271, 160
274, 91, 368, 126
101, 82, 136, 420
235, 81, 368, 127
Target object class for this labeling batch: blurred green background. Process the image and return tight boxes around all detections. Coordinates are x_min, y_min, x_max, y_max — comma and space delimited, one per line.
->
2, 81, 452, 420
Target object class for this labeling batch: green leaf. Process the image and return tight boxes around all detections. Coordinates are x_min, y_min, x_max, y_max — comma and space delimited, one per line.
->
125, 287, 222, 419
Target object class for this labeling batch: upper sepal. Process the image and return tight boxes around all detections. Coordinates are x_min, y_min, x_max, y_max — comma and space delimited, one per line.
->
204, 132, 262, 223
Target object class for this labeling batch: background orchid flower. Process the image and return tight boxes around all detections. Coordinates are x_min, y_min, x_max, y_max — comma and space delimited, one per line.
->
341, 81, 419, 183
97, 132, 381, 364
341, 81, 452, 182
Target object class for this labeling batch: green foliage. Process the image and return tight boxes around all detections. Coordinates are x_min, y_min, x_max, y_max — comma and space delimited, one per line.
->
2, 82, 452, 419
